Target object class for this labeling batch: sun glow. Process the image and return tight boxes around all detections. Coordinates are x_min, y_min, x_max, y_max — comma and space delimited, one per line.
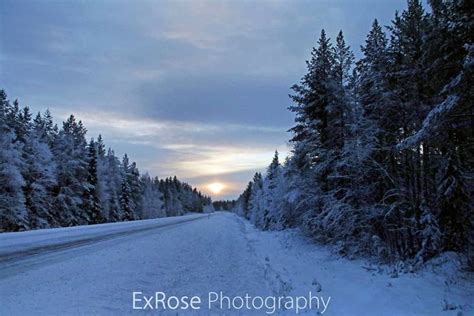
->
207, 182, 225, 195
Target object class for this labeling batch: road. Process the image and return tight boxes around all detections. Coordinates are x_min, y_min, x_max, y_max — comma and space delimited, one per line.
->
0, 213, 275, 315
0, 215, 205, 267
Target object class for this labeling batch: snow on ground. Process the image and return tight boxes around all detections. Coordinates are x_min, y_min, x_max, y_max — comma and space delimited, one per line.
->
240, 215, 474, 316
0, 212, 472, 315
1, 212, 274, 315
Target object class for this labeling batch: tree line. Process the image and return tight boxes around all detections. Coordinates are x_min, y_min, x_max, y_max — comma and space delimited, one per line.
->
0, 92, 212, 232
212, 200, 236, 211
233, 0, 473, 268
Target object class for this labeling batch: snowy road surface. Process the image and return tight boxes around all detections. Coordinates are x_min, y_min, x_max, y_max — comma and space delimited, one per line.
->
1, 212, 472, 315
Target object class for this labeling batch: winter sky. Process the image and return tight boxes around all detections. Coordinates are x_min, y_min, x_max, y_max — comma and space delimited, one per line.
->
1, 0, 406, 199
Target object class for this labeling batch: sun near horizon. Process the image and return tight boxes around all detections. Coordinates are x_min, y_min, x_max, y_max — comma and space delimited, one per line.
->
207, 182, 226, 195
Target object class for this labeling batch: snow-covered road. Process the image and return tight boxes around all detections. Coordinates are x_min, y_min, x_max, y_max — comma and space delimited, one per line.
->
0, 213, 277, 315
0, 213, 207, 268
0, 212, 472, 315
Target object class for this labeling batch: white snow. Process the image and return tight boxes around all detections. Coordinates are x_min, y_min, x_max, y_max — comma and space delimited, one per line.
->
242, 216, 474, 315
1, 212, 472, 315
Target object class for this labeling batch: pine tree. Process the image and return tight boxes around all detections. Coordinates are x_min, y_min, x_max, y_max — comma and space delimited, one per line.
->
83, 138, 103, 224
230, 0, 473, 267
120, 177, 133, 221
248, 172, 264, 227
94, 134, 109, 220
263, 151, 283, 229
120, 154, 134, 220
140, 174, 165, 219
17, 106, 32, 144
23, 123, 57, 229
128, 161, 141, 219
357, 19, 391, 129
236, 181, 253, 219
53, 115, 89, 226
0, 130, 28, 231
438, 152, 470, 251
1, 89, 208, 232
42, 109, 56, 146
105, 148, 122, 221
96, 134, 106, 157
416, 201, 442, 263
289, 29, 336, 154
0, 92, 28, 231
289, 29, 339, 205
354, 19, 397, 207
330, 30, 355, 151
398, 0, 473, 264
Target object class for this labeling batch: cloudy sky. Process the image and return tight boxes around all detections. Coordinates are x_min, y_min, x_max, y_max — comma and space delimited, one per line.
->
0, 0, 406, 199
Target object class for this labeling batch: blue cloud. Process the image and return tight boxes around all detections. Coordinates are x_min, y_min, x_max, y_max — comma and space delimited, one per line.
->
0, 0, 407, 199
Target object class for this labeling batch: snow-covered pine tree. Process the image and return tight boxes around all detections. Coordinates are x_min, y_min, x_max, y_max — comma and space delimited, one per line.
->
356, 19, 397, 205
83, 138, 103, 224
248, 172, 264, 228
120, 178, 133, 221
289, 29, 336, 155
438, 152, 470, 251
387, 0, 430, 217
0, 90, 28, 231
16, 106, 32, 144
398, 0, 473, 266
140, 174, 165, 219
415, 201, 442, 264
104, 148, 123, 221
263, 151, 283, 229
120, 154, 134, 221
53, 115, 89, 226
241, 181, 253, 219
23, 113, 57, 228
0, 90, 208, 232
325, 30, 356, 209
231, 0, 473, 267
329, 30, 354, 152
40, 109, 57, 147
232, 181, 253, 219
95, 134, 109, 220
0, 130, 28, 232
128, 161, 141, 219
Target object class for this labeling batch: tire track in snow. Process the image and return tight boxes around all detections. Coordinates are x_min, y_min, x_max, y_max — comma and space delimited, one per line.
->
234, 214, 293, 298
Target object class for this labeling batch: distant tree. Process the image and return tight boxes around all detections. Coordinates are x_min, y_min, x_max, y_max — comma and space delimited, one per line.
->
0, 89, 208, 232
104, 148, 123, 221
140, 174, 165, 219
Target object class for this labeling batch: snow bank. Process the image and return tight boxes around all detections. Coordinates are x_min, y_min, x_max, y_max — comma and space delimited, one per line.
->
238, 214, 474, 315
